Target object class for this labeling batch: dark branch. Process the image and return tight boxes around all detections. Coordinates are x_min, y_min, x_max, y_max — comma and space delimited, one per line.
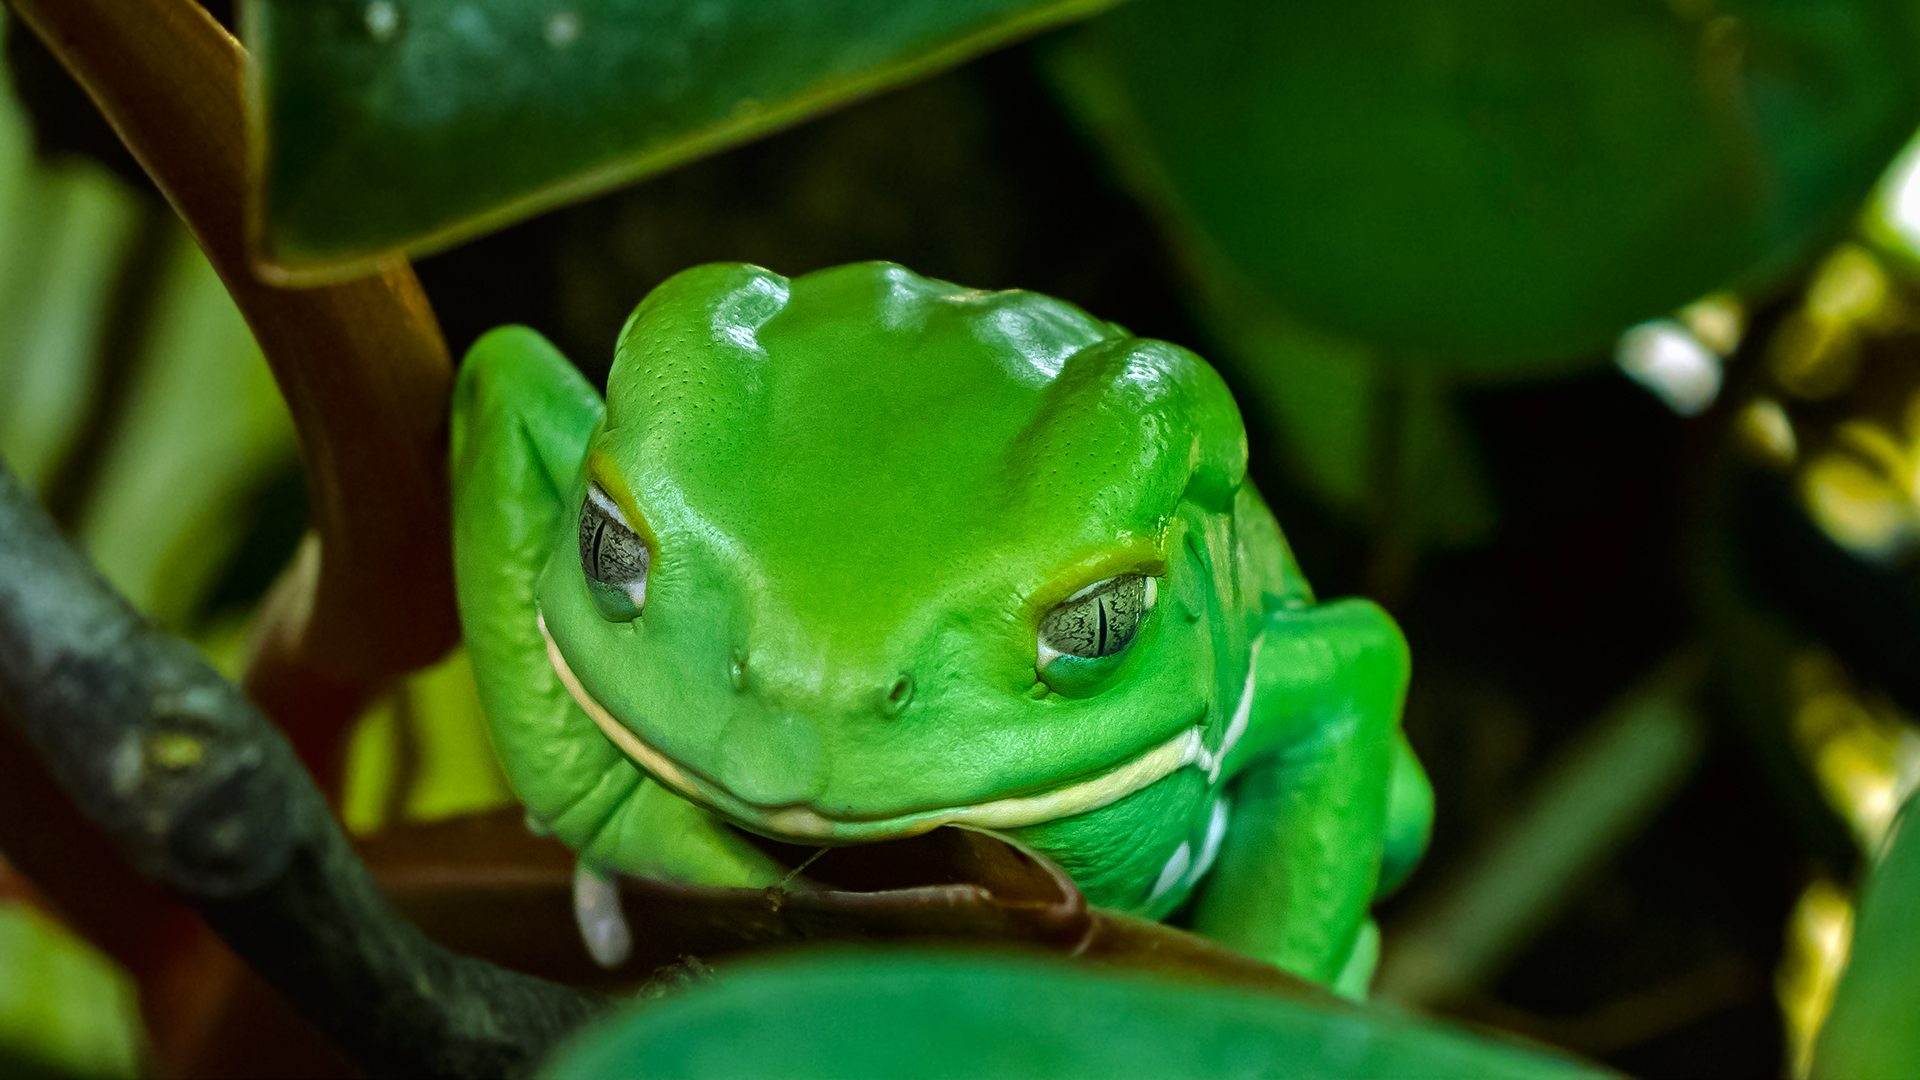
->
0, 459, 607, 1077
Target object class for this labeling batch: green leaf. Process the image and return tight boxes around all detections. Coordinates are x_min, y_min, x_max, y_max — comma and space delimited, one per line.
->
340, 647, 517, 835
0, 69, 300, 632
1054, 0, 1920, 370
75, 232, 300, 631
1196, 277, 1495, 546
1815, 790, 1920, 1079
0, 120, 144, 491
0, 905, 143, 1079
244, 0, 1119, 279
539, 948, 1613, 1080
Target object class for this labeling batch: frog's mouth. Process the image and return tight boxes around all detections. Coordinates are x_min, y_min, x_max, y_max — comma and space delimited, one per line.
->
539, 615, 1229, 843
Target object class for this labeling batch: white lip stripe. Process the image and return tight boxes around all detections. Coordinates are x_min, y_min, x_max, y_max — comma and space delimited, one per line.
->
762, 728, 1208, 838
1211, 638, 1261, 782
539, 612, 1210, 841
541, 613, 703, 797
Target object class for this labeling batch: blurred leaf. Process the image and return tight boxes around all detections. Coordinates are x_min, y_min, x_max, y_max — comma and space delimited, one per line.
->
245, 0, 1120, 279
0, 904, 143, 1079
1379, 657, 1707, 1006
0, 57, 298, 632
1717, 247, 1920, 718
1815, 791, 1920, 1078
1195, 278, 1495, 546
1780, 877, 1854, 1078
1056, 0, 1920, 369
75, 233, 300, 629
341, 648, 516, 835
538, 948, 1611, 1080
0, 96, 143, 489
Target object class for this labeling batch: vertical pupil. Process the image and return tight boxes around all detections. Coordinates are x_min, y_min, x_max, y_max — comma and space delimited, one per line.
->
580, 491, 644, 585
580, 493, 649, 587
1039, 574, 1150, 660
590, 520, 609, 578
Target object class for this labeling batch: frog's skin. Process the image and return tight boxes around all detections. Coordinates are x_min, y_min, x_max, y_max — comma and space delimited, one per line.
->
451, 262, 1431, 991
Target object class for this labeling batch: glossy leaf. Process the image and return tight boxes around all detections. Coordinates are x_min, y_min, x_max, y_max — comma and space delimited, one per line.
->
1057, 0, 1920, 369
244, 0, 1120, 280
538, 948, 1612, 1080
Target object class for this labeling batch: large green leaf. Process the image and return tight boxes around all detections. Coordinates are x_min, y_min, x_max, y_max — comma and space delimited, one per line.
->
1197, 279, 1495, 545
1056, 0, 1920, 370
244, 0, 1118, 280
1815, 790, 1920, 1078
539, 948, 1611, 1080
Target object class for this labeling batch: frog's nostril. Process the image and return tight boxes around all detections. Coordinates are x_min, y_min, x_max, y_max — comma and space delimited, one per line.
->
729, 649, 748, 692
879, 672, 914, 718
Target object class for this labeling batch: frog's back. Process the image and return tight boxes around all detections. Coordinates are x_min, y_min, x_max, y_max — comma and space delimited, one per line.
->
603, 263, 1250, 625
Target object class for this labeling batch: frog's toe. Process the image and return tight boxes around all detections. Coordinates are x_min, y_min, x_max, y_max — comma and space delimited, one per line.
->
573, 860, 633, 969
1378, 735, 1434, 898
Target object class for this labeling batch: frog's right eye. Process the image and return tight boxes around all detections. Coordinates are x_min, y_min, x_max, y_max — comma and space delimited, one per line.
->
579, 481, 649, 620
1034, 573, 1157, 697
1038, 573, 1155, 664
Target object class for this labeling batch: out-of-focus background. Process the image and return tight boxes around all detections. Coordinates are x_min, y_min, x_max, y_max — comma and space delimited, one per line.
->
7, 1, 1920, 1075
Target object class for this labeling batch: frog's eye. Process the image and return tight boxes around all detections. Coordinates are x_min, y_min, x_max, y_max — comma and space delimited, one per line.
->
579, 481, 649, 620
1037, 574, 1157, 667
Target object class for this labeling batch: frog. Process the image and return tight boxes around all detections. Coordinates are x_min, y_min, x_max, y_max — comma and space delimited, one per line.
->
450, 262, 1431, 994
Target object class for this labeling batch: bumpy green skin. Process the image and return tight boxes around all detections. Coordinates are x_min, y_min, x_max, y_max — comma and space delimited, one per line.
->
452, 263, 1431, 988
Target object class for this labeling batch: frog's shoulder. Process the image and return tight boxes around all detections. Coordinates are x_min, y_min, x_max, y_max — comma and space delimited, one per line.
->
1232, 484, 1314, 610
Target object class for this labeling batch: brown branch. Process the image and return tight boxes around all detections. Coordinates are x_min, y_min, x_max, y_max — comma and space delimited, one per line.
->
0, 459, 606, 1077
4, 0, 461, 788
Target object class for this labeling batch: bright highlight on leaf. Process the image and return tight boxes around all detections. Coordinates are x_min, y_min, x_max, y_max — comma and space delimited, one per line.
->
1616, 320, 1722, 417
1779, 877, 1853, 1080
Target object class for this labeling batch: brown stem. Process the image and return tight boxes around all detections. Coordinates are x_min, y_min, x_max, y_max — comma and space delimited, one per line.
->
5, 0, 462, 787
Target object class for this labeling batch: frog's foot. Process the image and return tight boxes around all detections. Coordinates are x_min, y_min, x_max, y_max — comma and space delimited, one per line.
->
572, 860, 632, 969
541, 615, 1221, 844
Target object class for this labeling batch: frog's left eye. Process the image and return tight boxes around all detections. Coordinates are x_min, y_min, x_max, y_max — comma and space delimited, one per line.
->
1037, 573, 1157, 668
579, 481, 649, 620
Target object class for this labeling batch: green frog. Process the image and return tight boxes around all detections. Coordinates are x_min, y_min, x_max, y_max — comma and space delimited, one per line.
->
451, 262, 1430, 992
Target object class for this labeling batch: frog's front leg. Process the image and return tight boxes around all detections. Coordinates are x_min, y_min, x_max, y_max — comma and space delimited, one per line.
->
452, 326, 629, 834
1190, 597, 1421, 991
453, 326, 788, 893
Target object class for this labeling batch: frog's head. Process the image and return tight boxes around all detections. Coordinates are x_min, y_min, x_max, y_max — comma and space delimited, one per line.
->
536, 262, 1251, 857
